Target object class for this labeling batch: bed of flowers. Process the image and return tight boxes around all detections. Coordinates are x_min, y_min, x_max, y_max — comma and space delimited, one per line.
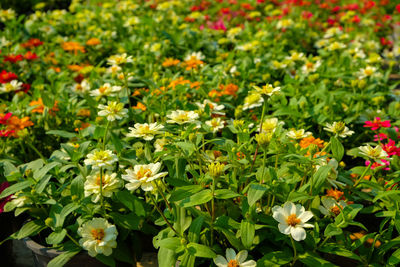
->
1, 0, 400, 266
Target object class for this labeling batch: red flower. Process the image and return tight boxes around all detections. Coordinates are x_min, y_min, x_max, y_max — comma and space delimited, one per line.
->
21, 38, 43, 49
0, 182, 13, 213
0, 129, 14, 137
3, 54, 23, 63
0, 70, 17, 83
15, 83, 31, 93
382, 139, 400, 156
0, 113, 12, 125
397, 4, 400, 13
364, 117, 391, 130
24, 51, 38, 60
352, 15, 360, 23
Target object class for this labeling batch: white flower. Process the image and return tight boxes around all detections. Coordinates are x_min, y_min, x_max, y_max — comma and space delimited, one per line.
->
319, 197, 347, 217
84, 149, 118, 170
185, 51, 204, 61
84, 172, 121, 203
258, 117, 284, 133
126, 123, 164, 141
0, 80, 22, 93
253, 84, 281, 97
154, 138, 168, 152
286, 129, 312, 139
196, 99, 225, 115
243, 93, 263, 111
213, 248, 256, 267
90, 83, 122, 97
272, 202, 314, 241
357, 66, 378, 79
301, 60, 321, 74
166, 110, 199, 125
359, 144, 388, 160
122, 162, 168, 192
324, 121, 354, 138
205, 118, 225, 133
326, 41, 346, 51
72, 79, 90, 94
98, 101, 128, 121
286, 51, 305, 62
107, 53, 133, 65
277, 18, 293, 29
78, 218, 118, 257
107, 65, 122, 74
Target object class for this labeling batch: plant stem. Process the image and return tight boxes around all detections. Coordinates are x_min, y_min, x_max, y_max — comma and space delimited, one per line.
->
103, 120, 111, 150
149, 193, 181, 237
250, 101, 267, 173
353, 162, 372, 187
99, 167, 105, 214
211, 177, 216, 246
66, 231, 80, 247
154, 182, 172, 212
25, 139, 46, 162
290, 236, 297, 266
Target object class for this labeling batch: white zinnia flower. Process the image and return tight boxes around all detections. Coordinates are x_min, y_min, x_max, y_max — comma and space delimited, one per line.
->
0, 80, 22, 93
126, 123, 164, 141
84, 149, 118, 170
107, 53, 133, 65
122, 163, 168, 191
301, 60, 321, 74
98, 101, 128, 121
166, 110, 199, 125
205, 118, 225, 133
196, 99, 225, 115
72, 79, 90, 94
213, 248, 256, 267
286, 129, 312, 139
272, 202, 314, 241
78, 218, 118, 257
185, 51, 204, 61
154, 138, 168, 152
90, 83, 122, 97
357, 66, 378, 79
258, 117, 284, 133
253, 84, 281, 97
359, 144, 388, 160
84, 172, 121, 203
243, 93, 263, 111
324, 121, 354, 138
319, 197, 347, 217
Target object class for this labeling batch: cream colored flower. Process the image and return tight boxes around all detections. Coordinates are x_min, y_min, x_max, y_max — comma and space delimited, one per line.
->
214, 249, 256, 267
122, 163, 168, 191
84, 149, 118, 170
319, 197, 347, 217
196, 100, 225, 115
185, 51, 204, 61
90, 83, 122, 97
107, 53, 133, 65
78, 218, 118, 257
258, 117, 284, 133
107, 65, 122, 74
243, 93, 263, 110
286, 129, 312, 139
0, 80, 22, 93
301, 60, 321, 74
206, 118, 225, 133
357, 66, 378, 79
253, 84, 281, 97
98, 101, 128, 121
154, 138, 168, 152
126, 123, 164, 141
72, 80, 90, 94
84, 172, 121, 203
324, 121, 354, 138
166, 110, 199, 125
359, 144, 388, 160
272, 202, 314, 241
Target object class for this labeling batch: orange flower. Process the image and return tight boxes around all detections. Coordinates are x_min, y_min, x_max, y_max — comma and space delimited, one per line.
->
236, 152, 245, 160
190, 81, 201, 89
326, 188, 344, 201
168, 77, 191, 89
44, 52, 58, 65
132, 102, 146, 111
183, 58, 204, 70
77, 109, 91, 117
299, 136, 325, 149
162, 58, 180, 67
350, 231, 381, 248
29, 98, 59, 115
6, 116, 34, 137
74, 122, 90, 132
50, 66, 61, 72
61, 41, 85, 54
86, 38, 101, 46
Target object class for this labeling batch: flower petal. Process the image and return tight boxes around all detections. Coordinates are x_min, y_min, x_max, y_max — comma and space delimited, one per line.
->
291, 226, 306, 241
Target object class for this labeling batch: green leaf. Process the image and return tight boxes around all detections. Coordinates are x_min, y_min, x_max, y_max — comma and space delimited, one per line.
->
257, 251, 292, 266
96, 254, 116, 267
2, 161, 21, 181
318, 244, 361, 261
158, 247, 177, 267
47, 249, 81, 267
188, 216, 204, 243
179, 189, 213, 207
176, 142, 196, 156
288, 191, 314, 202
157, 237, 182, 250
115, 191, 146, 216
17, 220, 46, 239
241, 220, 255, 249
71, 175, 84, 199
0, 180, 33, 199
373, 190, 400, 202
187, 243, 216, 258
330, 136, 344, 161
109, 212, 142, 230
312, 165, 331, 195
35, 174, 52, 193
57, 203, 79, 228
46, 130, 77, 138
215, 189, 240, 199
324, 223, 343, 237
180, 252, 196, 267
169, 185, 203, 202
46, 229, 66, 245
247, 183, 267, 207
389, 248, 400, 265
33, 162, 61, 181
298, 252, 338, 266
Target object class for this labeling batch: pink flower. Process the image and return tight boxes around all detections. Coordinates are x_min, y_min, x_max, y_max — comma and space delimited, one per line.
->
382, 139, 400, 156
366, 160, 390, 170
374, 133, 387, 141
364, 117, 391, 130
0, 182, 12, 213
0, 112, 12, 125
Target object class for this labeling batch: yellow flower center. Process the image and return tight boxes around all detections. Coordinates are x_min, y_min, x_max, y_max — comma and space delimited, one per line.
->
138, 125, 152, 134
93, 151, 110, 161
176, 113, 189, 122
91, 228, 105, 242
228, 260, 240, 267
137, 167, 152, 180
364, 69, 373, 76
211, 119, 220, 128
286, 214, 301, 227
96, 175, 106, 186
99, 86, 108, 93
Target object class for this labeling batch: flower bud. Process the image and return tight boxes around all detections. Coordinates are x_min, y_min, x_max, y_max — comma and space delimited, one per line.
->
255, 132, 272, 147
208, 162, 225, 178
